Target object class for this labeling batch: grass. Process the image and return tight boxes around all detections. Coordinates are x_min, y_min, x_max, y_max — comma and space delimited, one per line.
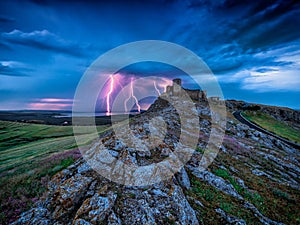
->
0, 121, 73, 150
0, 152, 78, 224
0, 120, 110, 224
188, 175, 259, 225
195, 147, 204, 154
242, 111, 300, 143
189, 167, 300, 225
213, 169, 264, 207
0, 121, 110, 174
209, 150, 300, 225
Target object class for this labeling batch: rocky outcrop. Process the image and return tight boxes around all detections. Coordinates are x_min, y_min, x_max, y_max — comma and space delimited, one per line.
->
12, 159, 199, 225
12, 97, 299, 225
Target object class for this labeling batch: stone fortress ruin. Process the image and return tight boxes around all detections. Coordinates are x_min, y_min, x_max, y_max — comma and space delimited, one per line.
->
165, 78, 207, 101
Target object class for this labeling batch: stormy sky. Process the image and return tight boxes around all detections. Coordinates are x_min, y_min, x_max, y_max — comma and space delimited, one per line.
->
0, 0, 299, 110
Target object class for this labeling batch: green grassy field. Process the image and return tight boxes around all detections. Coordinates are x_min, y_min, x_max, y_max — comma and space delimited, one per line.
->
242, 111, 300, 143
0, 121, 110, 224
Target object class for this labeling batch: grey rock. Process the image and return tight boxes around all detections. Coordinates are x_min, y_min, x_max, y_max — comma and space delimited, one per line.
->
188, 166, 243, 200
220, 145, 227, 153
108, 150, 119, 158
252, 169, 272, 179
119, 183, 199, 225
237, 123, 248, 131
215, 208, 247, 225
244, 202, 286, 225
175, 167, 191, 190
73, 219, 92, 225
74, 192, 117, 223
11, 207, 50, 225
171, 185, 199, 225
77, 162, 91, 174
107, 211, 121, 225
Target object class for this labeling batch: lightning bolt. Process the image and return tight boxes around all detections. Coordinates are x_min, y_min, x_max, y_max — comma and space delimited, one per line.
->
131, 79, 141, 112
106, 74, 114, 115
153, 81, 161, 96
124, 77, 141, 113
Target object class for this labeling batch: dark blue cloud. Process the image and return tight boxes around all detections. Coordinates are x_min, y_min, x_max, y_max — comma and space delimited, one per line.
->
1, 29, 91, 57
0, 42, 11, 50
0, 15, 15, 23
0, 62, 31, 77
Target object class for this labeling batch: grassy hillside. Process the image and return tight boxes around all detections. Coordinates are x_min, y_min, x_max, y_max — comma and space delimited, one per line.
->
0, 121, 110, 224
242, 111, 300, 143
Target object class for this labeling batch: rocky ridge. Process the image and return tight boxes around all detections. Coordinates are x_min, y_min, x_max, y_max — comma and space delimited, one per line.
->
12, 97, 300, 225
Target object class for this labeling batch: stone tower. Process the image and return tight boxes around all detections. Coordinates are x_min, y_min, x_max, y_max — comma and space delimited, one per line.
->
172, 78, 182, 96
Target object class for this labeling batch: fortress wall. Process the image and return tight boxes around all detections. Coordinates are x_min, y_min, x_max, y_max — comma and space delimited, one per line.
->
165, 78, 207, 101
